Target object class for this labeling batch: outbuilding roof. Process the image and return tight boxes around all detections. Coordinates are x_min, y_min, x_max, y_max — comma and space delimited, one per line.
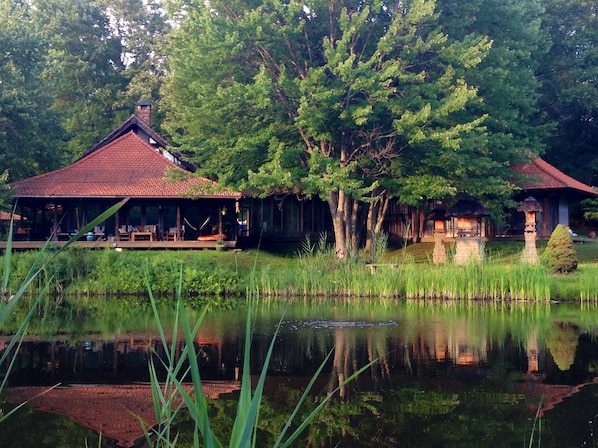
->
11, 131, 240, 200
511, 158, 596, 196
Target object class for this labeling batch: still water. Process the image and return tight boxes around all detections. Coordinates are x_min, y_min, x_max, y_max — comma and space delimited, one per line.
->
2, 298, 598, 447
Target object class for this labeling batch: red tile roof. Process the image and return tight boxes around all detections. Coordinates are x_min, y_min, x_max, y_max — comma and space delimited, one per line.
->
12, 132, 240, 200
8, 382, 241, 448
511, 158, 596, 196
0, 211, 23, 221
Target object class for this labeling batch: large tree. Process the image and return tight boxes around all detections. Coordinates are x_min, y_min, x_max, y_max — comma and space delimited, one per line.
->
433, 0, 550, 219
538, 0, 598, 186
31, 0, 130, 159
1, 0, 171, 181
162, 0, 497, 258
0, 0, 64, 180
101, 0, 171, 129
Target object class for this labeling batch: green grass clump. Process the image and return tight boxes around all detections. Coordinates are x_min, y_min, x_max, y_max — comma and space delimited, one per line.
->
3, 238, 598, 301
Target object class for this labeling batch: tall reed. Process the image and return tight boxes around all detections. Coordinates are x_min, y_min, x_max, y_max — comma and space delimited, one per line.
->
578, 264, 598, 301
255, 251, 555, 301
0, 201, 126, 423
142, 264, 377, 447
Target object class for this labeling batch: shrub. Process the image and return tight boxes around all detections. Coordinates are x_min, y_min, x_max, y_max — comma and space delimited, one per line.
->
541, 224, 578, 274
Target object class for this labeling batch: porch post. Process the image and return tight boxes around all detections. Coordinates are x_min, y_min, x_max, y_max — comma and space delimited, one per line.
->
176, 206, 181, 240
52, 205, 59, 241
115, 213, 120, 241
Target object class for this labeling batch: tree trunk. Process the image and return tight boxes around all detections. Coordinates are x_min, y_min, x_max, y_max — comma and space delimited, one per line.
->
349, 197, 360, 251
328, 190, 349, 259
364, 192, 390, 255
364, 201, 376, 256
327, 189, 365, 259
329, 189, 385, 260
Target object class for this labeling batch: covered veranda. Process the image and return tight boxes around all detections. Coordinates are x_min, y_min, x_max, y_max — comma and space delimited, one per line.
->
4, 196, 240, 250
6, 116, 242, 250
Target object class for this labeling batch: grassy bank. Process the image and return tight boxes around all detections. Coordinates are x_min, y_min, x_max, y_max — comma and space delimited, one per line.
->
2, 240, 598, 301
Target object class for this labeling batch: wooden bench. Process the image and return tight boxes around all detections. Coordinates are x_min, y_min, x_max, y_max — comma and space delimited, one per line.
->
365, 263, 400, 274
131, 231, 153, 241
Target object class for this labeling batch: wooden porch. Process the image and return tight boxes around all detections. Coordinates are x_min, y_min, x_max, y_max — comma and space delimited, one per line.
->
0, 239, 238, 252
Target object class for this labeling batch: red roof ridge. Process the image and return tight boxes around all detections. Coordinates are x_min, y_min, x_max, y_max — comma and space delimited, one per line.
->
12, 132, 240, 199
82, 114, 169, 158
84, 131, 185, 172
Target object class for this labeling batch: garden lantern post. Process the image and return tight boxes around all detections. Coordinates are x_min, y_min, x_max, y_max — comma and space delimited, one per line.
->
518, 196, 543, 264
427, 208, 449, 264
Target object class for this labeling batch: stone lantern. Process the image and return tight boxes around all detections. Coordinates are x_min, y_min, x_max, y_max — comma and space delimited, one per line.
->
426, 208, 449, 264
518, 196, 543, 264
446, 198, 490, 265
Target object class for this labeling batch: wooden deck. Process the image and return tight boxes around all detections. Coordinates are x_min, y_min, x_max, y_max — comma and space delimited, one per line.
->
0, 239, 238, 251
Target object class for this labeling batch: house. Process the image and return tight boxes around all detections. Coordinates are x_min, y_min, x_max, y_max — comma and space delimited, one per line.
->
9, 103, 241, 247
7, 101, 595, 248
237, 194, 334, 245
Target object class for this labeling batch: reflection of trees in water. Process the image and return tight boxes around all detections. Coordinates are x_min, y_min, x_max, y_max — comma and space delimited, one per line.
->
5, 302, 598, 447
272, 315, 543, 447
327, 328, 391, 401
547, 321, 579, 372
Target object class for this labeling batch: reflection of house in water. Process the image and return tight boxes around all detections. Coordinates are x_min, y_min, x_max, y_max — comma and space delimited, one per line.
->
7, 382, 241, 448
1, 333, 240, 386
526, 330, 541, 374
3, 333, 242, 447
520, 324, 598, 419
522, 382, 589, 418
409, 321, 488, 367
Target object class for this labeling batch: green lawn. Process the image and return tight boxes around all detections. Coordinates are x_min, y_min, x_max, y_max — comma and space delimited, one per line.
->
382, 239, 598, 264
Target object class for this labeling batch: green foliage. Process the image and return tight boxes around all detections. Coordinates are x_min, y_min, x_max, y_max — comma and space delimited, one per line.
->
541, 224, 578, 274
0, 0, 64, 180
32, 0, 129, 159
2, 249, 241, 297
0, 170, 11, 215
6, 240, 598, 300
161, 0, 494, 258
104, 0, 171, 121
581, 197, 598, 224
0, 0, 170, 180
434, 0, 551, 215
539, 0, 598, 186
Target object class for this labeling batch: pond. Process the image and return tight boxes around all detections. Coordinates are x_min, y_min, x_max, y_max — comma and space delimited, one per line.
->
2, 298, 598, 447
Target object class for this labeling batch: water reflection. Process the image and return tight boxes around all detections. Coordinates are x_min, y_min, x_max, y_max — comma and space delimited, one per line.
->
1, 300, 598, 447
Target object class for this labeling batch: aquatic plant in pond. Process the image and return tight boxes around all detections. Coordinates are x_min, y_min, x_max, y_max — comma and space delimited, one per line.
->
255, 252, 554, 300
4, 238, 598, 300
578, 264, 598, 301
142, 266, 377, 448
0, 201, 126, 423
402, 262, 551, 300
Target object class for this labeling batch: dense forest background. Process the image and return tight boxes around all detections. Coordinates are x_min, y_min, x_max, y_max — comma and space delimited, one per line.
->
1, 0, 597, 251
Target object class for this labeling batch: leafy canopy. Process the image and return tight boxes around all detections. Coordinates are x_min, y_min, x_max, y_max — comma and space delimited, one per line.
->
162, 0, 493, 205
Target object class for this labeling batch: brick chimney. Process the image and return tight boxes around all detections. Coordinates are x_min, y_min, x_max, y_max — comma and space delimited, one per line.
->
136, 101, 151, 126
